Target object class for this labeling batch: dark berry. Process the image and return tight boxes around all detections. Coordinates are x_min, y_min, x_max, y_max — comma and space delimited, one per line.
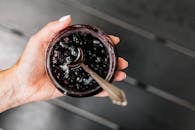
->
46, 24, 117, 97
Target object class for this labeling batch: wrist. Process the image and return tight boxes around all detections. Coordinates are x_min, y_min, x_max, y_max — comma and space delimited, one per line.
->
0, 66, 20, 112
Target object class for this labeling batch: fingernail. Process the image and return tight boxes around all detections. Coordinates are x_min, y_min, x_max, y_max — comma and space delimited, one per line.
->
59, 15, 71, 22
123, 73, 127, 79
124, 60, 128, 67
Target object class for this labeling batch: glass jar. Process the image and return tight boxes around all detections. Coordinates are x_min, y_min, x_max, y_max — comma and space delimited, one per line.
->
46, 24, 117, 97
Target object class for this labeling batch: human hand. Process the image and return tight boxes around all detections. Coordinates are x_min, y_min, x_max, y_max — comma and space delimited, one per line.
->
1, 15, 128, 110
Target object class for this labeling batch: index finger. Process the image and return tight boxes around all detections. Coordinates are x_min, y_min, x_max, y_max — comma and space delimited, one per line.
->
32, 15, 71, 45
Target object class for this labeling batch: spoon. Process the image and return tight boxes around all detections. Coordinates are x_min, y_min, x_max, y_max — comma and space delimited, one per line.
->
71, 48, 127, 106
80, 63, 127, 106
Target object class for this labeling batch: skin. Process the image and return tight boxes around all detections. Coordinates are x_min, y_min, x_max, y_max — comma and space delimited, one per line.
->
0, 16, 128, 113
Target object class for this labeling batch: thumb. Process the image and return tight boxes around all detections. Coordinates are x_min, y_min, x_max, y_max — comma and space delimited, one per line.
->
32, 15, 71, 44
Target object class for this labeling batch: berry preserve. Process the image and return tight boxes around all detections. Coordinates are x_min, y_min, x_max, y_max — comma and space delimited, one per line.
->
46, 24, 117, 97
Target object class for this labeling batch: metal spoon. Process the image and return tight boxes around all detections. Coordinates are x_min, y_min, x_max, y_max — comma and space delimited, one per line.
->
80, 63, 127, 106
68, 47, 127, 106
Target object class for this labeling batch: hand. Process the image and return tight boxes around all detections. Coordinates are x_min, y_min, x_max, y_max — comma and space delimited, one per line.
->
1, 15, 128, 111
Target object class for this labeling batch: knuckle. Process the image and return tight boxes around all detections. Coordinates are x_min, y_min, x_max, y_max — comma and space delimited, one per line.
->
46, 21, 56, 27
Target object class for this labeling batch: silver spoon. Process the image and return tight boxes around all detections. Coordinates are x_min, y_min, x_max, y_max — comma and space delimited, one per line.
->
80, 63, 127, 106
71, 48, 127, 106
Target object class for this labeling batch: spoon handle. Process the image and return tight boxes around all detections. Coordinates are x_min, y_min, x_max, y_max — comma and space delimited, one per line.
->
80, 63, 127, 106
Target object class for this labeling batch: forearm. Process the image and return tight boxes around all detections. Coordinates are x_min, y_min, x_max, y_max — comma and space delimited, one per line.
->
0, 67, 19, 113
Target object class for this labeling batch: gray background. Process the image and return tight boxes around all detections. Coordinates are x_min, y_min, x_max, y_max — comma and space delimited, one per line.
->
0, 0, 194, 130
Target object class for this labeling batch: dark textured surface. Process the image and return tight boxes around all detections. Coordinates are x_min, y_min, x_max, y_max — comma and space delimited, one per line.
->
0, 0, 195, 130
61, 82, 195, 130
77, 0, 195, 51
0, 82, 195, 130
0, 102, 108, 130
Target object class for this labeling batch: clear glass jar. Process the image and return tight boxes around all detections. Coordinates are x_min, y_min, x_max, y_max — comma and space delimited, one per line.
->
46, 24, 117, 97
